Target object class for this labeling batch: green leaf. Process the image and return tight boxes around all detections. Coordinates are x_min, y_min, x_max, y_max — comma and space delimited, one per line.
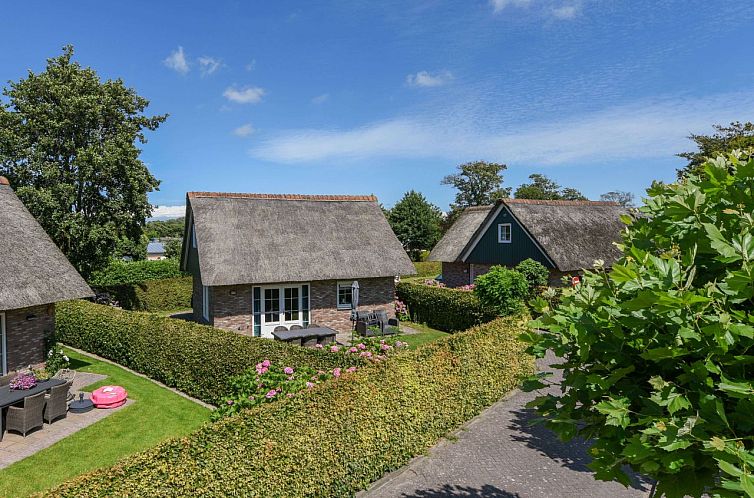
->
667, 393, 691, 415
718, 375, 754, 397
595, 398, 631, 428
703, 223, 742, 261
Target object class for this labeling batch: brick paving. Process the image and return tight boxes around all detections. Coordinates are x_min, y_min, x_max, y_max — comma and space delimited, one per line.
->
0, 372, 132, 469
363, 352, 653, 498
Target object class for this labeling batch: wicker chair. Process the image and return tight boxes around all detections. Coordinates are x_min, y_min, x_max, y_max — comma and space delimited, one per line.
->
289, 324, 303, 330
52, 369, 76, 401
6, 391, 46, 436
44, 381, 72, 424
273, 325, 288, 332
0, 373, 13, 387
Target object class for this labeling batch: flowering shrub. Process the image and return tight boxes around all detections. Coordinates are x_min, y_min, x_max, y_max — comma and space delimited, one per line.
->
423, 279, 446, 288
457, 284, 475, 292
45, 346, 70, 375
394, 300, 409, 321
10, 372, 37, 391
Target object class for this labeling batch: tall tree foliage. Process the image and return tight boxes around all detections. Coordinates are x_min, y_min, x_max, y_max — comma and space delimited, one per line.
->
678, 121, 754, 178
600, 190, 635, 207
388, 190, 443, 261
523, 151, 754, 498
145, 217, 185, 239
514, 173, 587, 201
441, 160, 510, 231
0, 46, 165, 277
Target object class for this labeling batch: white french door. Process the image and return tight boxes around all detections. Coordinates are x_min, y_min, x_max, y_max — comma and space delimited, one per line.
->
258, 285, 308, 338
1, 312, 7, 375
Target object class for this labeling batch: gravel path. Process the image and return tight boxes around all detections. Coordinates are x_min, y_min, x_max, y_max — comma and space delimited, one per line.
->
362, 352, 653, 498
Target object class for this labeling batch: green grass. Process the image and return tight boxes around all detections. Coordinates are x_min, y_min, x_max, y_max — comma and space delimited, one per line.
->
0, 348, 210, 498
400, 321, 450, 348
407, 261, 442, 279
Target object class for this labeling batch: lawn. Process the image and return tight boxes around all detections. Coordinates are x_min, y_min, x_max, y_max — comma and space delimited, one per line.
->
0, 348, 210, 498
400, 321, 450, 348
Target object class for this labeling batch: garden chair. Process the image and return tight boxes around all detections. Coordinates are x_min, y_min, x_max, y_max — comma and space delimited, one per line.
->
53, 369, 76, 401
6, 391, 46, 436
289, 324, 303, 330
273, 325, 288, 332
44, 381, 72, 424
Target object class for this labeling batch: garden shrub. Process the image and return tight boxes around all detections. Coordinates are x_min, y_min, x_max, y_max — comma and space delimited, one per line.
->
56, 300, 360, 405
44, 315, 533, 497
522, 152, 754, 498
515, 258, 549, 295
411, 260, 442, 278
396, 281, 497, 332
94, 276, 192, 312
473, 266, 529, 316
88, 258, 186, 287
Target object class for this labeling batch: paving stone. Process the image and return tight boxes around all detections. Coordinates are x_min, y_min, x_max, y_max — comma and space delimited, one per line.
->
362, 352, 653, 498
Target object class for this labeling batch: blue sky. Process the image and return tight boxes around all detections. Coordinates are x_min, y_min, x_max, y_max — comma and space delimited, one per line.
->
2, 1, 754, 218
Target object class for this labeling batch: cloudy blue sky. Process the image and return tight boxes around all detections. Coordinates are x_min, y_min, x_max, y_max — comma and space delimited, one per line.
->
2, 1, 754, 217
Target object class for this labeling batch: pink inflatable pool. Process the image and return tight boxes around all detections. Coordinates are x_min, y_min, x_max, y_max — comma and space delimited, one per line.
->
91, 385, 128, 409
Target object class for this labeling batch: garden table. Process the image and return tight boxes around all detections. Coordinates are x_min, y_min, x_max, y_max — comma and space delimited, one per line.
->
272, 327, 337, 347
0, 378, 65, 441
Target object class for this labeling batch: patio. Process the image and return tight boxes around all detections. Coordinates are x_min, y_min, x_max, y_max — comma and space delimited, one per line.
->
0, 372, 131, 470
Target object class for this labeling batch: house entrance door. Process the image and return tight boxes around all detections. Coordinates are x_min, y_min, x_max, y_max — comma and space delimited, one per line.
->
259, 286, 306, 338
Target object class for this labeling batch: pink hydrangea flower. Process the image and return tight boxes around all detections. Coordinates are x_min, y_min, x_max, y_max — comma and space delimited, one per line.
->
333, 368, 342, 378
346, 366, 358, 373
330, 345, 339, 353
306, 381, 315, 388
265, 390, 277, 399
315, 344, 324, 349
262, 359, 271, 368
359, 351, 373, 358
357, 343, 366, 350
381, 343, 392, 351
226, 400, 234, 405
287, 393, 294, 398
284, 366, 294, 375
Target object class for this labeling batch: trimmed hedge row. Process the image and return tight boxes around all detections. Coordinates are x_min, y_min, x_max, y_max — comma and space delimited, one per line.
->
94, 276, 193, 312
411, 261, 442, 278
88, 258, 186, 287
397, 281, 497, 332
44, 315, 533, 497
55, 300, 359, 405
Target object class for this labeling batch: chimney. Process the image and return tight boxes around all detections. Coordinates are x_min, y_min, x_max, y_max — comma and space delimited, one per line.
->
0, 176, 9, 186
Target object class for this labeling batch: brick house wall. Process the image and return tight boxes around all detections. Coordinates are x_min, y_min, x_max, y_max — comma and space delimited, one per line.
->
3, 304, 53, 372
197, 277, 397, 335
442, 262, 471, 287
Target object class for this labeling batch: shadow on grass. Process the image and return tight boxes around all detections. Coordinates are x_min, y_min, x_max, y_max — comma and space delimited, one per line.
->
401, 484, 521, 497
68, 355, 93, 370
508, 407, 652, 492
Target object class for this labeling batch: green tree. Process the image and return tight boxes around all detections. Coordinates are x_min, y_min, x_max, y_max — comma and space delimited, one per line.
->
441, 161, 510, 232
164, 239, 182, 259
0, 46, 165, 277
514, 173, 587, 201
600, 190, 635, 207
522, 151, 754, 497
473, 266, 528, 316
388, 190, 443, 261
677, 121, 754, 178
145, 217, 185, 239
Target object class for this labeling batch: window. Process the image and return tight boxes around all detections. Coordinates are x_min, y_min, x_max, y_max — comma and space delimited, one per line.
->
284, 287, 300, 321
337, 282, 354, 310
192, 224, 197, 249
202, 285, 210, 321
264, 288, 280, 323
252, 287, 262, 337
498, 223, 512, 243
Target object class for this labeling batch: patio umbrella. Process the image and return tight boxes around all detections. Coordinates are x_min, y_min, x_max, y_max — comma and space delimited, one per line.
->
351, 281, 360, 310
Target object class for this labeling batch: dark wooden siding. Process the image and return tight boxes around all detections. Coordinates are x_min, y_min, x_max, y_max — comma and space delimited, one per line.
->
465, 206, 553, 268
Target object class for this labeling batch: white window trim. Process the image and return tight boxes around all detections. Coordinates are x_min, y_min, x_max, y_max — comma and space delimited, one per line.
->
498, 223, 512, 244
1, 312, 7, 375
337, 281, 356, 310
202, 285, 210, 321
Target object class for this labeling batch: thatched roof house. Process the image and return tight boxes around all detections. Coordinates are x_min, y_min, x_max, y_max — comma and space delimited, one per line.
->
181, 192, 414, 337
429, 199, 626, 287
0, 177, 92, 374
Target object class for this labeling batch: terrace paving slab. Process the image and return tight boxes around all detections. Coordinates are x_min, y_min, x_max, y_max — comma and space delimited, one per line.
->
0, 372, 133, 469
361, 351, 654, 498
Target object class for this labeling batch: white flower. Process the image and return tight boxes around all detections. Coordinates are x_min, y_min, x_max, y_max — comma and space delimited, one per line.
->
63, 355, 69, 362
593, 259, 605, 269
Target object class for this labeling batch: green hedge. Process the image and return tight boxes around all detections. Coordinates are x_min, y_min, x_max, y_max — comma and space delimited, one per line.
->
44, 316, 533, 497
94, 276, 193, 312
55, 301, 358, 405
396, 281, 497, 332
88, 258, 186, 287
411, 261, 441, 278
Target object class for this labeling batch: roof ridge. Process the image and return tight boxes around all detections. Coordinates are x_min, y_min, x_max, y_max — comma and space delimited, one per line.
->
187, 192, 377, 202
501, 198, 619, 206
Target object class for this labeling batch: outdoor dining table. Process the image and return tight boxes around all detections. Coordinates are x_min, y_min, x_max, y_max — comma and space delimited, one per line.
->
0, 378, 65, 441
272, 327, 337, 346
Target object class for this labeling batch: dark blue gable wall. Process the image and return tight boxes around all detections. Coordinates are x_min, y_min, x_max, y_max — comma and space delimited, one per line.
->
465, 206, 553, 268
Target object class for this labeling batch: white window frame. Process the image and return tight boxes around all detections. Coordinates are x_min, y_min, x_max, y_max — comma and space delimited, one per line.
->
337, 281, 355, 310
0, 312, 7, 375
498, 223, 512, 244
202, 285, 210, 321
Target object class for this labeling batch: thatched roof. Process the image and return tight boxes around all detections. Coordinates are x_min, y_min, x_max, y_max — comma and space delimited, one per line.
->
430, 199, 626, 272
0, 179, 93, 311
184, 192, 415, 286
428, 205, 494, 262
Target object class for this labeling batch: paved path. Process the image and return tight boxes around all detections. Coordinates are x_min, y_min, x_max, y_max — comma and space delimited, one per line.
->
363, 352, 653, 498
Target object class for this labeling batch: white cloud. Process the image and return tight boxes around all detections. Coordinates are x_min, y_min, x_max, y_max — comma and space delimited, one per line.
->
163, 46, 189, 75
233, 123, 255, 137
245, 60, 256, 71
198, 56, 222, 76
406, 70, 453, 88
150, 205, 186, 220
551, 5, 579, 19
250, 91, 754, 166
311, 93, 330, 104
490, 0, 533, 14
223, 86, 266, 104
